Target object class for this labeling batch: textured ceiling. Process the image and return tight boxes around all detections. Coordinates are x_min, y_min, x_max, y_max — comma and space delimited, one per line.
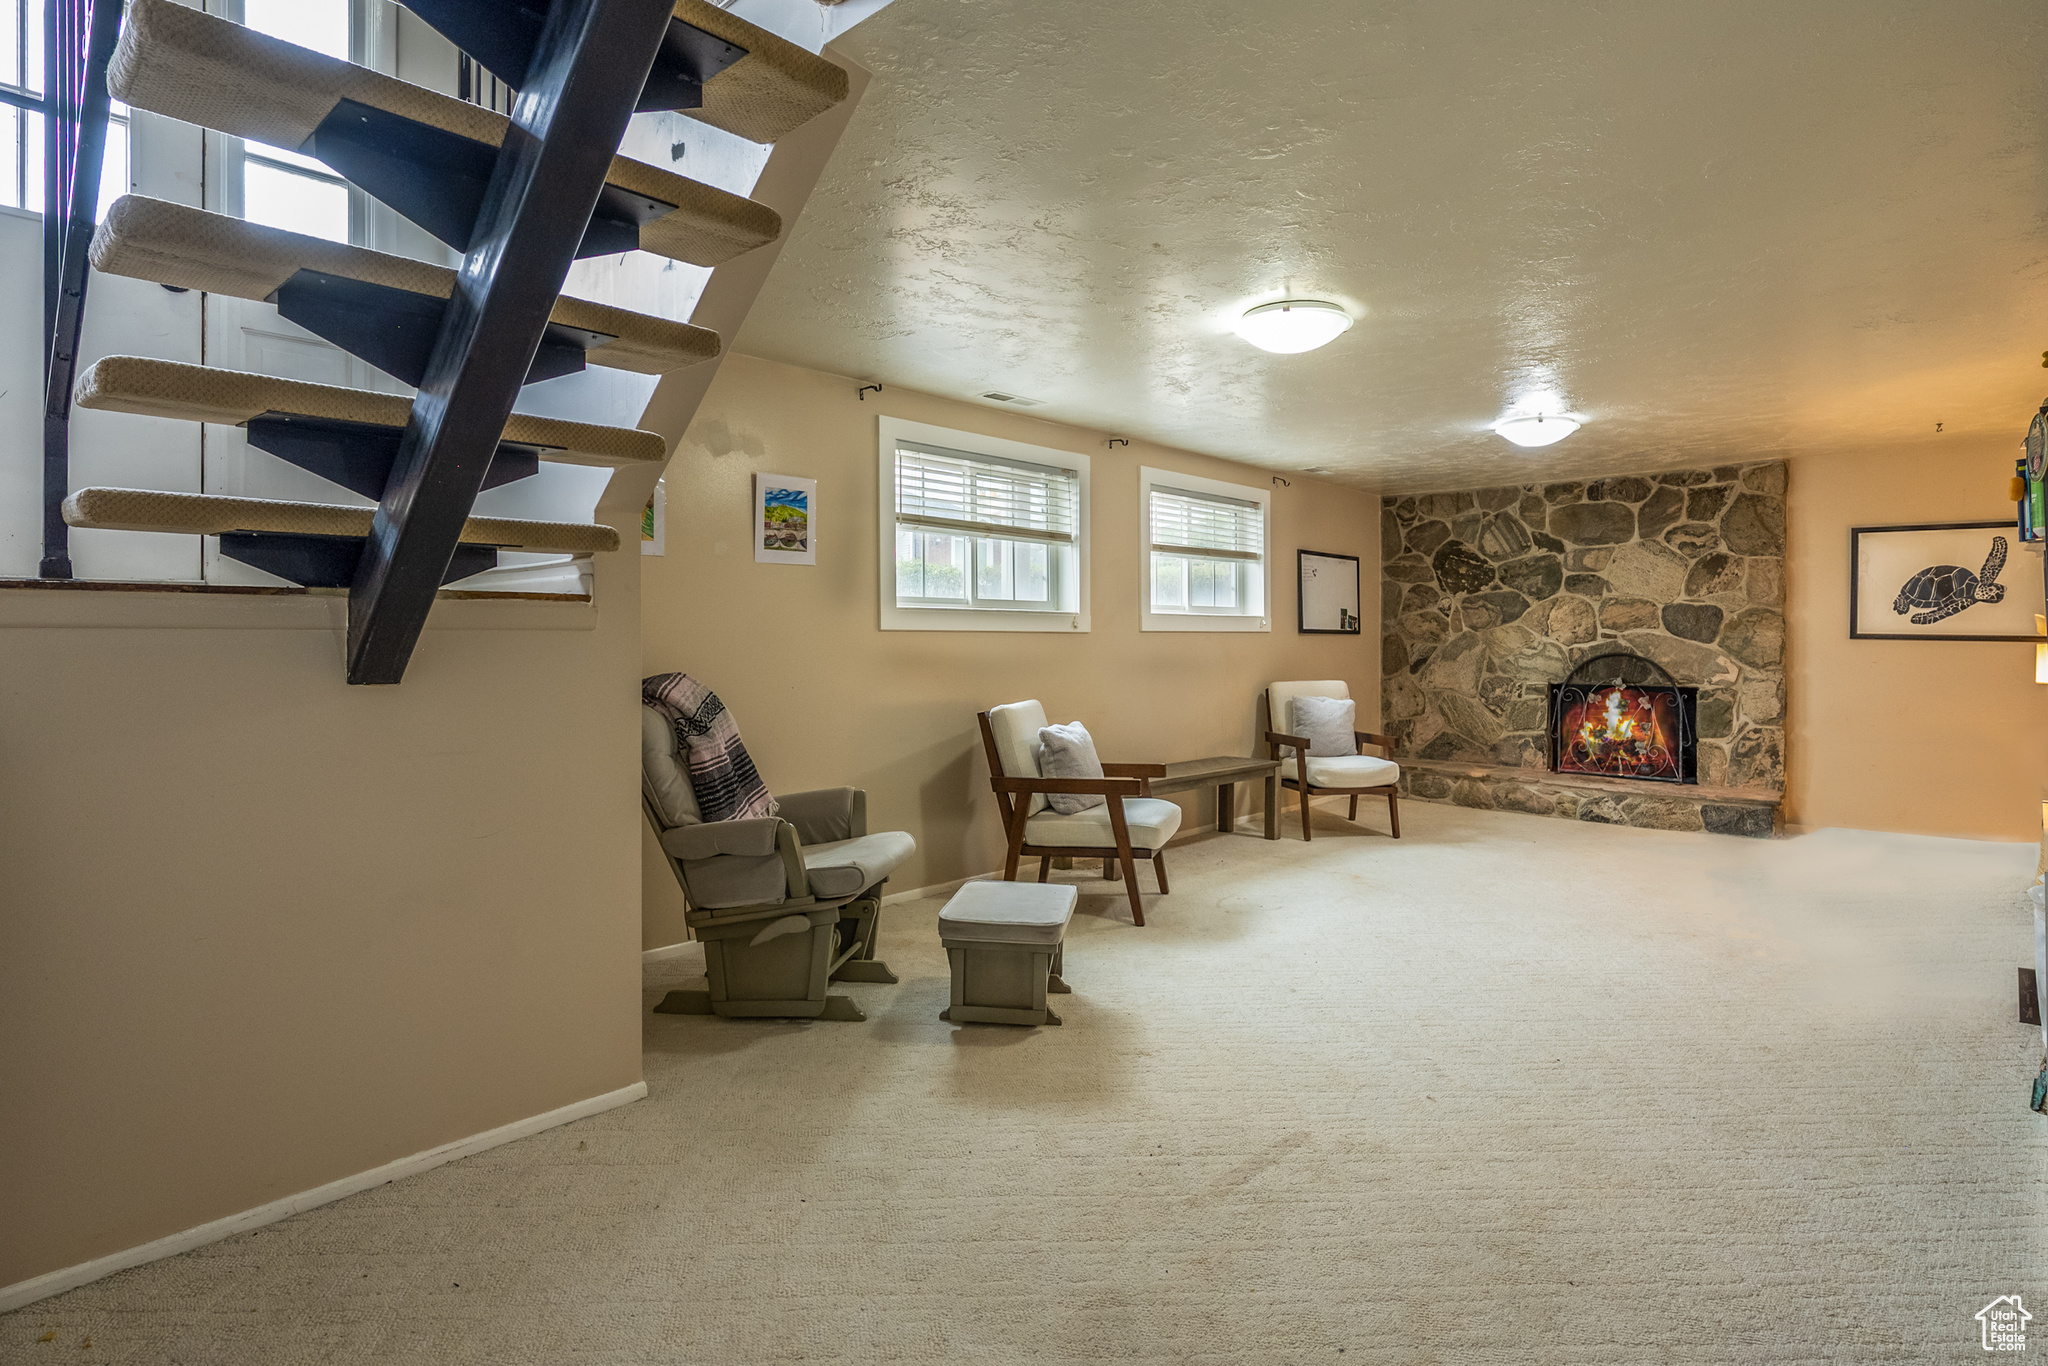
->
735, 0, 2048, 493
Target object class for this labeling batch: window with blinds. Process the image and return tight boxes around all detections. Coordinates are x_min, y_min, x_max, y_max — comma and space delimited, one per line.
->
1142, 469, 1270, 627
892, 440, 1081, 613
1149, 486, 1263, 563
895, 442, 1079, 546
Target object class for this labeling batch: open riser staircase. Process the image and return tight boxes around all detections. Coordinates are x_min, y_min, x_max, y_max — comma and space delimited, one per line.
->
58, 0, 850, 682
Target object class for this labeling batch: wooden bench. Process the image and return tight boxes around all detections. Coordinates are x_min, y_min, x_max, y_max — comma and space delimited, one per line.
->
1147, 756, 1284, 840
1090, 754, 1285, 881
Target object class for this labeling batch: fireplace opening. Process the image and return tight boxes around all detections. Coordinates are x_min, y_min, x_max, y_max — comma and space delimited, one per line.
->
1548, 653, 1698, 785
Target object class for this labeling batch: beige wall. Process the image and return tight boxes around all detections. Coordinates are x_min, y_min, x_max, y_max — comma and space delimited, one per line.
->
1784, 437, 2048, 840
640, 355, 1382, 944
0, 568, 647, 1291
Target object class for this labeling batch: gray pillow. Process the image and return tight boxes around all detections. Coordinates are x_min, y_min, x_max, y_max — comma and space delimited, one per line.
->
1289, 695, 1357, 758
1037, 721, 1107, 815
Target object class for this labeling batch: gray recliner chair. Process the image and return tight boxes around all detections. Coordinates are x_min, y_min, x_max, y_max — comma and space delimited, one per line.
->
642, 705, 915, 1022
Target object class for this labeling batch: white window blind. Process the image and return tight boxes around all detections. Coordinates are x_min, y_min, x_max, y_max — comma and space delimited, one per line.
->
1150, 485, 1264, 561
895, 442, 1079, 545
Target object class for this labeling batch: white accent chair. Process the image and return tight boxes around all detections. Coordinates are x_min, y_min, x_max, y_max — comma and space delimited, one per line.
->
977, 700, 1181, 926
642, 703, 915, 1021
1265, 680, 1402, 842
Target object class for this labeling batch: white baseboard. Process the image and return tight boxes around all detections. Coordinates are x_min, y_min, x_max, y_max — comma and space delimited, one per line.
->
640, 942, 696, 962
0, 1079, 648, 1313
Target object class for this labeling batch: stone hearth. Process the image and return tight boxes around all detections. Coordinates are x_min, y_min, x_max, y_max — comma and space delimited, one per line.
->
1402, 759, 1779, 838
1381, 462, 1787, 837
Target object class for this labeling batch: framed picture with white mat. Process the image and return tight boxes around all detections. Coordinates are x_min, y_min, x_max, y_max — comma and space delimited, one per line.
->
755, 474, 817, 566
1850, 521, 2045, 641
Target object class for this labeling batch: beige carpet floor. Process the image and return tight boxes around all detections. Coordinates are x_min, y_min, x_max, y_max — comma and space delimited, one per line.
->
5, 802, 2045, 1364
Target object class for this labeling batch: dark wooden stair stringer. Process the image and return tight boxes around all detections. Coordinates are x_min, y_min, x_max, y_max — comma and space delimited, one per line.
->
345, 0, 675, 684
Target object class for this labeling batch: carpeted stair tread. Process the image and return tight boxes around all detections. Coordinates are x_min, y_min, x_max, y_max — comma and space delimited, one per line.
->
90, 198, 719, 377
672, 0, 849, 144
110, 0, 781, 267
63, 487, 620, 554
76, 357, 667, 468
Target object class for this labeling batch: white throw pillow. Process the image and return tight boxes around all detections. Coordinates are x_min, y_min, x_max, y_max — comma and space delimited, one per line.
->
1036, 721, 1107, 815
1289, 695, 1357, 758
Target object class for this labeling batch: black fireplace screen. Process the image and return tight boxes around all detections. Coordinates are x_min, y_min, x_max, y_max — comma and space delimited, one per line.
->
1548, 653, 1698, 785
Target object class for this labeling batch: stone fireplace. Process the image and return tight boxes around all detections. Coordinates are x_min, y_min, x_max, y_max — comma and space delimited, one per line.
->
1380, 462, 1786, 837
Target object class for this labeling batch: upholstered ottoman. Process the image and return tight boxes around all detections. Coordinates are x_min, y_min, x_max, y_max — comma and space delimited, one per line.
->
937, 881, 1076, 1027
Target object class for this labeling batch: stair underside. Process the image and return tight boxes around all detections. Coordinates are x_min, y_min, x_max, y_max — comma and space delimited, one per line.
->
77, 357, 667, 468
673, 0, 850, 144
111, 0, 782, 267
92, 198, 719, 377
64, 487, 620, 555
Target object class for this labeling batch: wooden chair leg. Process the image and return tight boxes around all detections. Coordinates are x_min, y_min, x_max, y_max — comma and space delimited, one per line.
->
1387, 789, 1402, 839
1107, 801, 1144, 926
1002, 802, 1028, 881
1037, 855, 1052, 883
1300, 784, 1314, 841
1348, 794, 1358, 821
1151, 849, 1170, 894
1119, 847, 1144, 925
1264, 774, 1279, 840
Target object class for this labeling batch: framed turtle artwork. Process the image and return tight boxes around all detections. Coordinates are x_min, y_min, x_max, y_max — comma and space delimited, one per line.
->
1850, 522, 2047, 641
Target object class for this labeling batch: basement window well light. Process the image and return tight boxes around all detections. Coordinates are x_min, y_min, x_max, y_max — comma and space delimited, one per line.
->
1141, 467, 1271, 633
1233, 300, 1353, 354
879, 416, 1091, 633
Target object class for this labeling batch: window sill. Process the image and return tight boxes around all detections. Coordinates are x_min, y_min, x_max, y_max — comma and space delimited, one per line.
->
880, 602, 1089, 633
0, 578, 596, 631
1140, 609, 1270, 633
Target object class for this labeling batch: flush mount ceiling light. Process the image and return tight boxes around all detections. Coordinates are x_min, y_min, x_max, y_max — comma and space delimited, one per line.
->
1493, 413, 1583, 448
1233, 300, 1353, 354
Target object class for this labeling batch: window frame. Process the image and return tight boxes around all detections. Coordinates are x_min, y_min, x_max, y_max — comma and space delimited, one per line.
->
894, 522, 1063, 614
878, 416, 1090, 634
209, 0, 394, 250
1139, 465, 1271, 633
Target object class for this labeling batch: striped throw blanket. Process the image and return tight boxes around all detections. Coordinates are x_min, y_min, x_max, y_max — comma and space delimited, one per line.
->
642, 673, 778, 823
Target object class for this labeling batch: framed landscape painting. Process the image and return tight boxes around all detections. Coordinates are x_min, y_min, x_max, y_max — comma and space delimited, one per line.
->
755, 473, 817, 566
1850, 522, 2045, 641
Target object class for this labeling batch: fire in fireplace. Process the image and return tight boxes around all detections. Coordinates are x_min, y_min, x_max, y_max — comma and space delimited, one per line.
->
1548, 653, 1698, 785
